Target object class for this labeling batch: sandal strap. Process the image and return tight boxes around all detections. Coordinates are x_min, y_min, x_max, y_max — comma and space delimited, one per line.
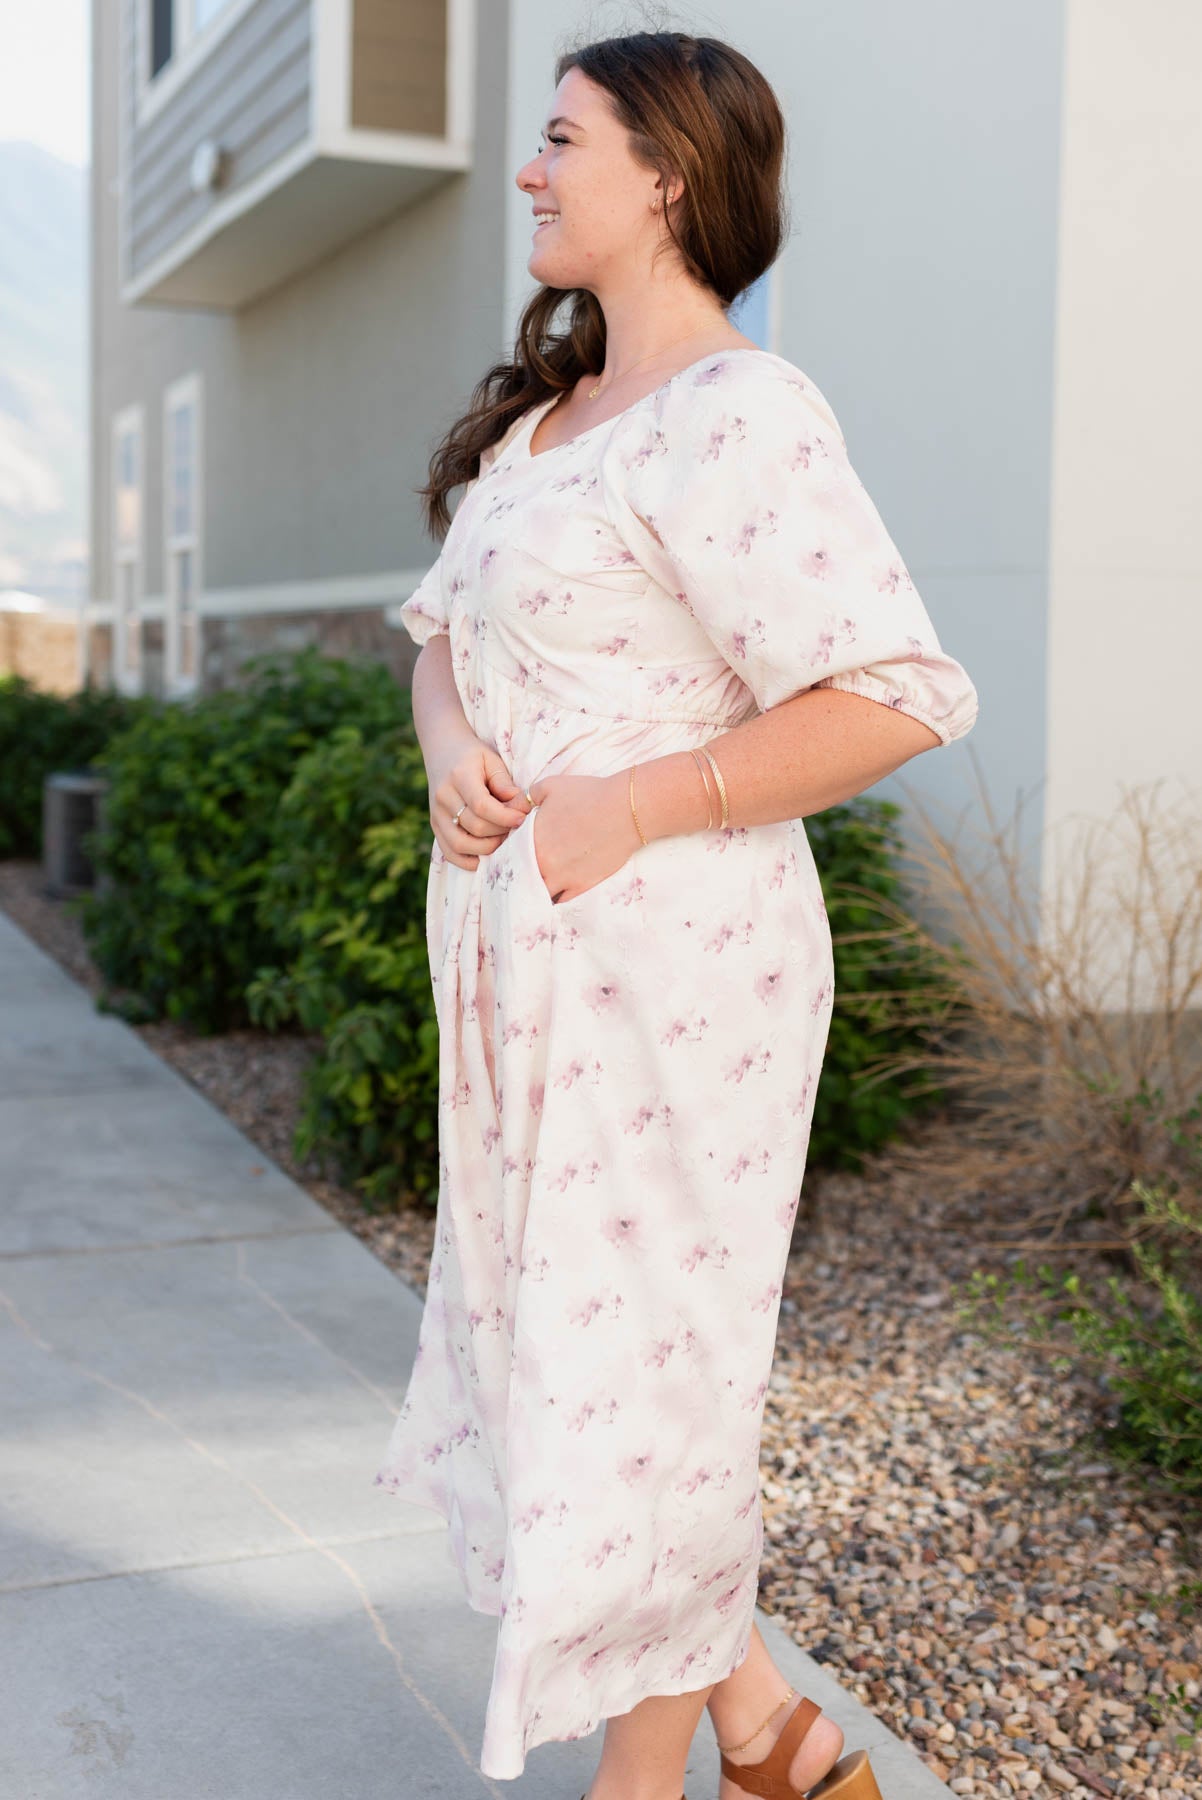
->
718, 1695, 823, 1796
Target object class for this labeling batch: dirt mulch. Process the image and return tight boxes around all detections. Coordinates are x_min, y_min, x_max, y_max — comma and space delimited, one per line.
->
3, 857, 1200, 1798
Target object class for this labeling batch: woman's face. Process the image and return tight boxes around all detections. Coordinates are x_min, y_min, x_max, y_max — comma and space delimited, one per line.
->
514, 67, 673, 292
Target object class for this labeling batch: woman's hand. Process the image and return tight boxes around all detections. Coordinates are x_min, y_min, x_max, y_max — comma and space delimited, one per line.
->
527, 772, 643, 904
429, 740, 533, 872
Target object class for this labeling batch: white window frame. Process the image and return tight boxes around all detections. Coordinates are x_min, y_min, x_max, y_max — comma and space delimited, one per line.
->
138, 0, 259, 128
112, 405, 145, 697
163, 373, 203, 696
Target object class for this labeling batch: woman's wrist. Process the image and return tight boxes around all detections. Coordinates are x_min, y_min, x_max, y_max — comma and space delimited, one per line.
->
621, 749, 722, 844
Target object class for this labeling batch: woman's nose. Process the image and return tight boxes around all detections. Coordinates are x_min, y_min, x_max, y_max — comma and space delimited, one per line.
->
515, 155, 544, 193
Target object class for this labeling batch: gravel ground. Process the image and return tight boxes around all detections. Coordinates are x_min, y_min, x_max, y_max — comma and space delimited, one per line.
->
4, 858, 1201, 1798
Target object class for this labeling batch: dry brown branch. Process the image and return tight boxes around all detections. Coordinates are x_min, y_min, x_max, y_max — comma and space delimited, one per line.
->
828, 751, 1202, 1255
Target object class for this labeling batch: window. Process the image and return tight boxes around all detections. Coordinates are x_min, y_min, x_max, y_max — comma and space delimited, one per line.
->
164, 376, 202, 692
150, 0, 173, 75
112, 408, 144, 693
148, 0, 240, 80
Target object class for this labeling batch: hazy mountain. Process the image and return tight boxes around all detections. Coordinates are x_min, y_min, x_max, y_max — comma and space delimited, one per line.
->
0, 141, 87, 604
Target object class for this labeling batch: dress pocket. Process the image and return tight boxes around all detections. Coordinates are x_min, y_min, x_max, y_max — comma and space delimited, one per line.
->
521, 804, 557, 911
525, 804, 625, 914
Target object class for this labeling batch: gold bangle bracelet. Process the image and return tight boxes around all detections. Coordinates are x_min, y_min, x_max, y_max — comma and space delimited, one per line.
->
629, 764, 650, 846
689, 747, 715, 829
699, 745, 730, 827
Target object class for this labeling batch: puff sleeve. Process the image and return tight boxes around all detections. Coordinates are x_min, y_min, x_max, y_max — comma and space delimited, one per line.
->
396, 553, 449, 648
608, 355, 979, 746
396, 429, 511, 648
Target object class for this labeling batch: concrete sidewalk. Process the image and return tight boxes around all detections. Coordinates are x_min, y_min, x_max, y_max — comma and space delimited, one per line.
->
0, 908, 954, 1798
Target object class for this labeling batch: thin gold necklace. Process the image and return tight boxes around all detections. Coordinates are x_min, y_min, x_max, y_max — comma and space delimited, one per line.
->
587, 324, 718, 401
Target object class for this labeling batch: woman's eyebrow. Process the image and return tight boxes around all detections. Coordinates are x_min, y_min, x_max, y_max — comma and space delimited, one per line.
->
542, 116, 584, 135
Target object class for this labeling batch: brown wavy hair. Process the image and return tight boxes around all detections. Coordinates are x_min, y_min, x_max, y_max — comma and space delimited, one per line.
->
418, 30, 789, 537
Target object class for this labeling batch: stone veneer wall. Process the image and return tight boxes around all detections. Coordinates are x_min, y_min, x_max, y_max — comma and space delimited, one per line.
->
0, 611, 81, 696
200, 610, 417, 691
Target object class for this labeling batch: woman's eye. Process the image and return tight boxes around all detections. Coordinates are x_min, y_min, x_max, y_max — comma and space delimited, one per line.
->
540, 135, 568, 148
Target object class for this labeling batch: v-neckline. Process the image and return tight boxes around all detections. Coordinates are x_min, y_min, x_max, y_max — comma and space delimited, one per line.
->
520, 347, 784, 462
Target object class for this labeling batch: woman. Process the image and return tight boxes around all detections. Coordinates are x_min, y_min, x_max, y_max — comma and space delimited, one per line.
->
374, 30, 978, 1800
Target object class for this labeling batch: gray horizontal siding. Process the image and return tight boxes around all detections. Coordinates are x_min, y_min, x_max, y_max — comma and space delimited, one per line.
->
126, 0, 311, 282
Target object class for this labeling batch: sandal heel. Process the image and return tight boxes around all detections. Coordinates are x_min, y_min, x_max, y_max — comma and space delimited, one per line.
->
805, 1749, 884, 1800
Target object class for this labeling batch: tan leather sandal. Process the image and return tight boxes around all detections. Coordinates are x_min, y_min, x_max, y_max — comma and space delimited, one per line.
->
719, 1694, 884, 1798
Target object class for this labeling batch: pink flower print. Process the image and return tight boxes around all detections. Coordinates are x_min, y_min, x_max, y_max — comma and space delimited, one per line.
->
556, 1622, 606, 1658
713, 1583, 746, 1617
725, 1045, 772, 1084
679, 1464, 716, 1496
704, 917, 755, 955
500, 1011, 541, 1051
643, 1333, 676, 1368
625, 1635, 672, 1670
625, 1100, 672, 1135
648, 666, 707, 703
548, 1155, 602, 1194
624, 427, 669, 470
701, 427, 726, 463
775, 1193, 801, 1232
598, 632, 636, 658
595, 545, 639, 569
514, 1496, 568, 1533
661, 1014, 710, 1047
786, 436, 819, 471
753, 965, 786, 1003
877, 561, 914, 595
519, 585, 573, 617
581, 978, 623, 1015
753, 1280, 783, 1314
809, 973, 834, 1017
743, 1376, 769, 1412
479, 544, 499, 575
680, 1236, 731, 1274
789, 1071, 815, 1117
802, 546, 831, 579
582, 1641, 617, 1677
568, 1288, 620, 1327
669, 1647, 704, 1682
693, 359, 729, 386
551, 1054, 603, 1092
734, 1486, 759, 1520
584, 1530, 634, 1569
723, 1147, 772, 1183
511, 655, 551, 691
566, 1398, 598, 1433
600, 1211, 641, 1249
519, 1249, 551, 1280
810, 617, 856, 667
728, 616, 768, 663
617, 1448, 656, 1484
732, 509, 778, 555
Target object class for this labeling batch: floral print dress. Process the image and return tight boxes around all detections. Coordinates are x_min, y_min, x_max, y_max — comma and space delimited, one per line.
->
373, 348, 979, 1779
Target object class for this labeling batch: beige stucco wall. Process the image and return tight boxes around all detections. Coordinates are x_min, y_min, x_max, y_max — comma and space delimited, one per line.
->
1043, 0, 1202, 973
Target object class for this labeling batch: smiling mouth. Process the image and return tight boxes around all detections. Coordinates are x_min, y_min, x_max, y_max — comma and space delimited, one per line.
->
533, 211, 560, 229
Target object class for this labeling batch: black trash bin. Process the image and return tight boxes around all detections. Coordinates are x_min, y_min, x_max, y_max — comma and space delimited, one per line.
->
42, 770, 110, 898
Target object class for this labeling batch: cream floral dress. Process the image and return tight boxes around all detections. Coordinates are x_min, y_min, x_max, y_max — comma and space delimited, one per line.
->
373, 348, 978, 1778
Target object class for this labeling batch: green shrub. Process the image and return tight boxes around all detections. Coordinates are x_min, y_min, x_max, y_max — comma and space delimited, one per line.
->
805, 796, 960, 1170
0, 675, 151, 858
959, 1096, 1202, 1499
82, 649, 410, 1031
247, 724, 439, 1205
